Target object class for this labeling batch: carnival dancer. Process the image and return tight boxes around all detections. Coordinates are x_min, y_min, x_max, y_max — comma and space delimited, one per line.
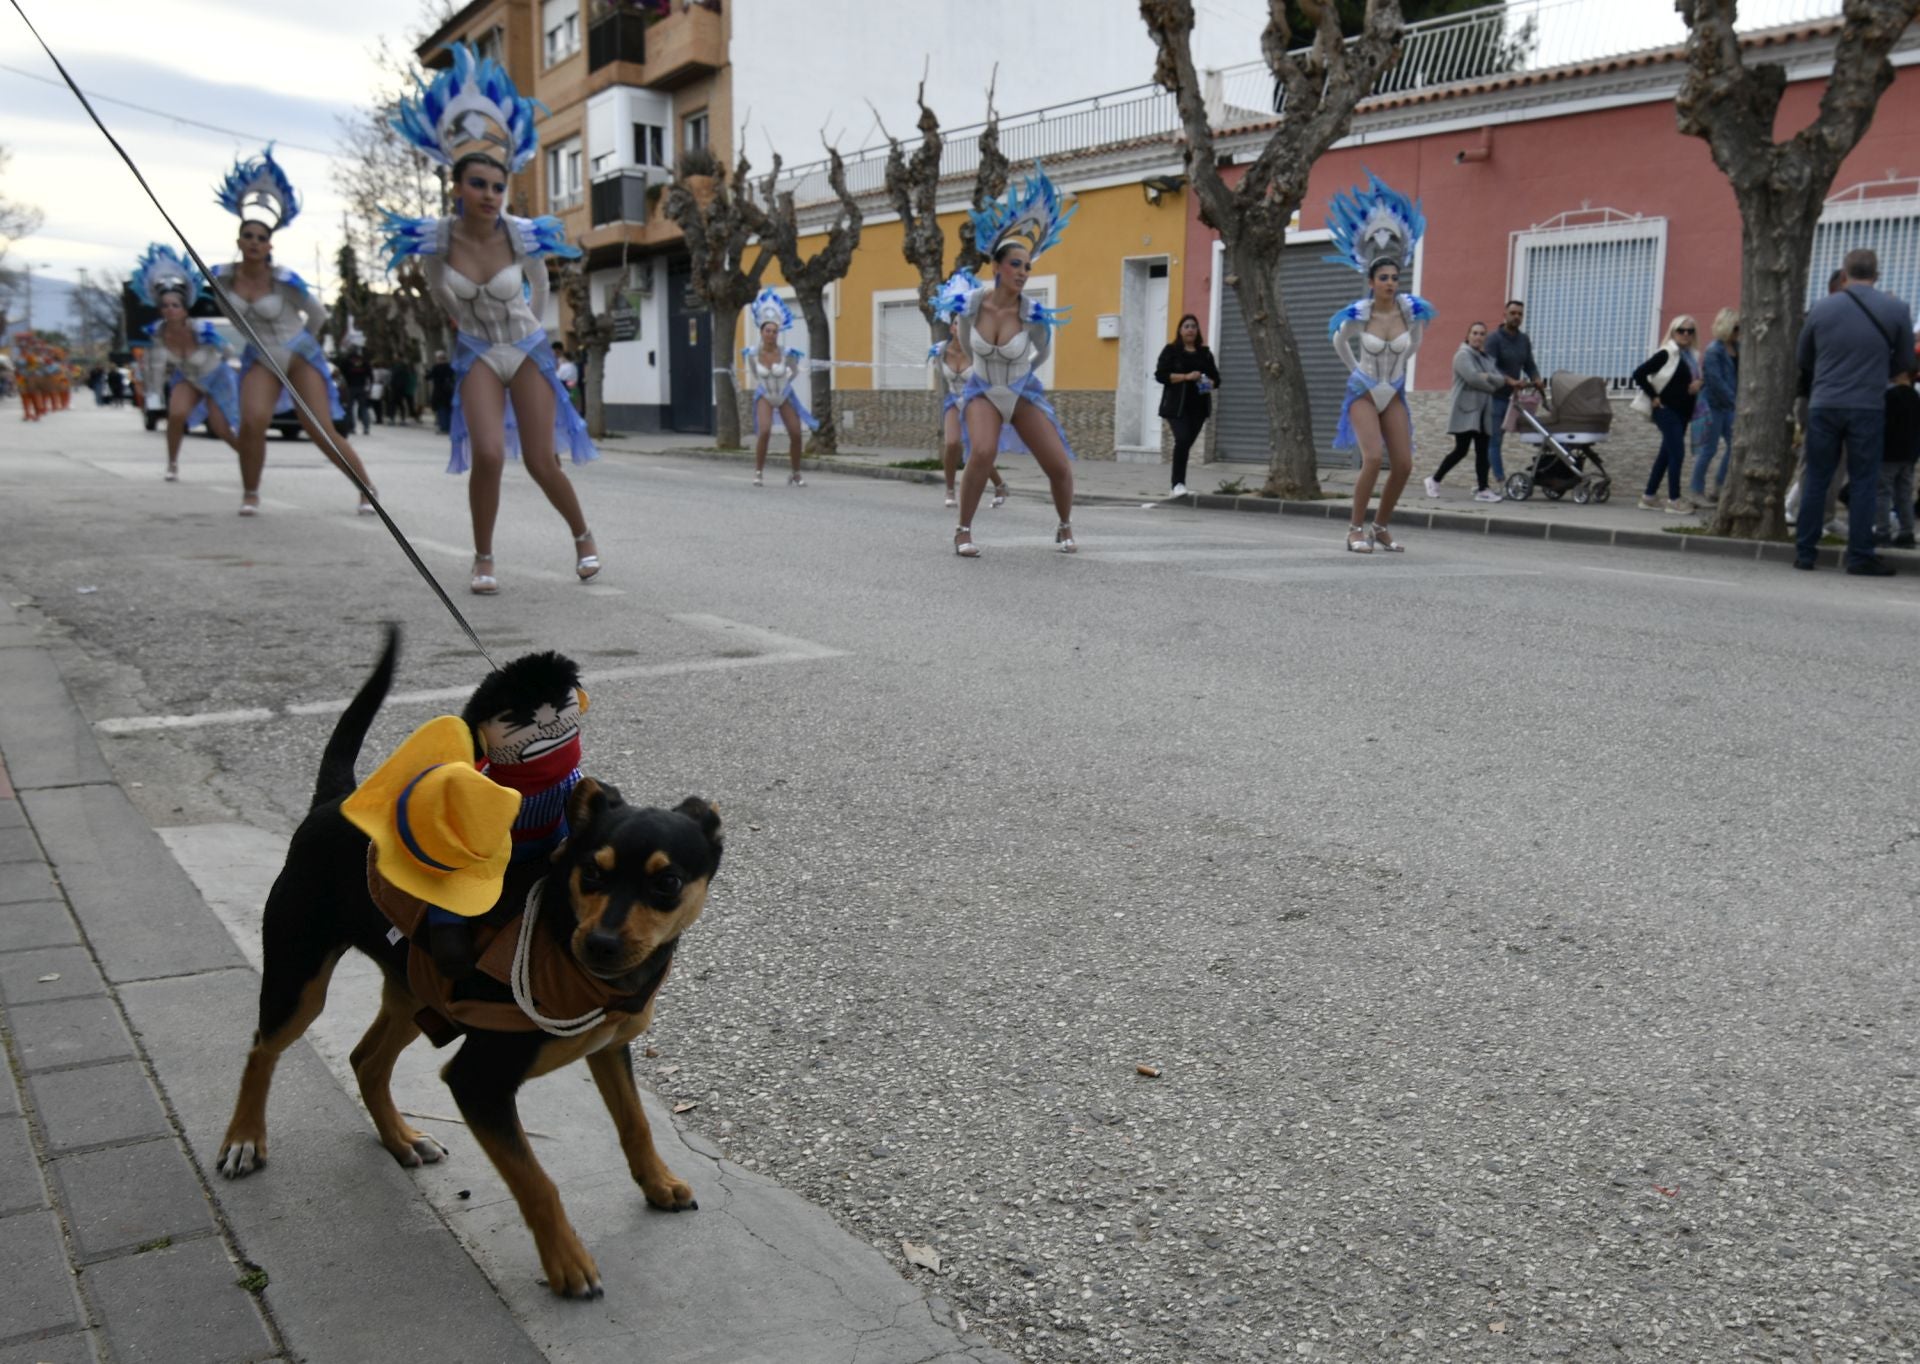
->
928, 273, 1009, 510
51, 347, 70, 410
940, 163, 1077, 558
133, 244, 242, 480
14, 336, 42, 422
210, 146, 376, 517
743, 289, 816, 488
383, 44, 599, 594
1327, 173, 1432, 555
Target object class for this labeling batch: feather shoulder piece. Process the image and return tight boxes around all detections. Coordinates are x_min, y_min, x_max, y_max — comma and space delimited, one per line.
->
932, 270, 984, 322
379, 210, 442, 271
508, 214, 582, 260
1327, 298, 1370, 340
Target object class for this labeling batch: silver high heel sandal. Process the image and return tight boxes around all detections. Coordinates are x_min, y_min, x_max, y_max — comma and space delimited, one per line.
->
1055, 522, 1077, 554
238, 492, 261, 517
1345, 524, 1373, 554
1369, 521, 1403, 553
992, 483, 1009, 508
574, 530, 601, 582
954, 526, 980, 558
471, 554, 499, 595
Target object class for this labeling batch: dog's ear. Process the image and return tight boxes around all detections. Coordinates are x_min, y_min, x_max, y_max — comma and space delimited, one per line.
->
554, 778, 620, 862
674, 796, 722, 861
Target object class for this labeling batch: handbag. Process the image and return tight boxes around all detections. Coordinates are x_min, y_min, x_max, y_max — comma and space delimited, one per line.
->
1630, 346, 1680, 421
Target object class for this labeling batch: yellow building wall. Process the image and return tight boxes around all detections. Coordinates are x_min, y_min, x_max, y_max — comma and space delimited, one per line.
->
806, 180, 1190, 391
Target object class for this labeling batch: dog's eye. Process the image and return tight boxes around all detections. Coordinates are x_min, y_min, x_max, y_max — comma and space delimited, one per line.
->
578, 869, 606, 894
655, 873, 683, 899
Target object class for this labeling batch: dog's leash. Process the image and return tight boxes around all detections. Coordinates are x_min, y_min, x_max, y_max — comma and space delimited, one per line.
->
9, 1, 497, 671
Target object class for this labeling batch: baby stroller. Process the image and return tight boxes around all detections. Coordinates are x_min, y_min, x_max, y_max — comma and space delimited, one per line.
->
1504, 370, 1614, 504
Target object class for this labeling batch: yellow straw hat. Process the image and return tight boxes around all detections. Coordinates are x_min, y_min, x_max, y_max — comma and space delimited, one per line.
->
342, 715, 522, 918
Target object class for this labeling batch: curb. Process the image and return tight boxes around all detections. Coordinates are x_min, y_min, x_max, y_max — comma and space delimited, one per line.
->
621, 444, 1920, 571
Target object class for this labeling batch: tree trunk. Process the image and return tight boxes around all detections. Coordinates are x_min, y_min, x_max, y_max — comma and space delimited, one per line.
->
710, 305, 742, 449
1712, 187, 1819, 540
796, 289, 836, 453
1224, 238, 1322, 498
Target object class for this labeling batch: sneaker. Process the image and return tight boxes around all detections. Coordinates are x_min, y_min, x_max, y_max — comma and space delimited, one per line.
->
1424, 476, 1442, 498
1894, 533, 1917, 549
1170, 483, 1187, 498
1664, 498, 1695, 515
1792, 557, 1816, 571
1846, 558, 1898, 577
1472, 488, 1503, 503
1638, 494, 1662, 510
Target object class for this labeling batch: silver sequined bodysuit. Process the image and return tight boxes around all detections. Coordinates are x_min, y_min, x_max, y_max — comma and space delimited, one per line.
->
1332, 296, 1426, 394
214, 269, 325, 369
957, 289, 1052, 421
143, 326, 229, 396
749, 353, 799, 406
423, 218, 549, 384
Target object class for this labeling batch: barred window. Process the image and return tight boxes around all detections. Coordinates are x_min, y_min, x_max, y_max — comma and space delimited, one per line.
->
1809, 181, 1920, 311
1509, 210, 1667, 391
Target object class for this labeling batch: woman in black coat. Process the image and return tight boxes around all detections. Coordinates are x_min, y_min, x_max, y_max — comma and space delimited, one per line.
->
1631, 314, 1704, 512
1154, 314, 1221, 497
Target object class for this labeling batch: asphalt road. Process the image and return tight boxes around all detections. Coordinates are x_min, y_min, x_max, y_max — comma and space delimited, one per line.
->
4, 405, 1918, 1362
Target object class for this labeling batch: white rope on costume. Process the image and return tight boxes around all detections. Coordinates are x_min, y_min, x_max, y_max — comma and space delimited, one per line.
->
510, 879, 608, 1037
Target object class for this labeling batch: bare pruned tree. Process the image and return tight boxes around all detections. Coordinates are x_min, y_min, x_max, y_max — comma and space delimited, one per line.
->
877, 78, 1009, 340
70, 270, 123, 357
664, 147, 775, 448
1676, 0, 1920, 540
553, 257, 614, 439
0, 144, 46, 335
1143, 0, 1406, 498
743, 144, 864, 452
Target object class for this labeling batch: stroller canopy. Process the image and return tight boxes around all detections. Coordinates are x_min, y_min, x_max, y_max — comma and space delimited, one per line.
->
1537, 371, 1614, 436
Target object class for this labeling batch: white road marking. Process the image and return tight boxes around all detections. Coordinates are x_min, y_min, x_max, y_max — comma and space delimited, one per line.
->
96, 616, 848, 736
1575, 564, 1737, 587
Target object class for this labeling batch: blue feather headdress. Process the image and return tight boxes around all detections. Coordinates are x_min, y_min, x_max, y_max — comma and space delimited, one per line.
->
393, 42, 546, 173
750, 288, 795, 332
1323, 171, 1424, 278
968, 161, 1076, 261
132, 243, 200, 309
214, 145, 300, 229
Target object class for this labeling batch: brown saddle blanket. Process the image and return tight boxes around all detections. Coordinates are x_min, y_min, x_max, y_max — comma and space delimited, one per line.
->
365, 846, 656, 1041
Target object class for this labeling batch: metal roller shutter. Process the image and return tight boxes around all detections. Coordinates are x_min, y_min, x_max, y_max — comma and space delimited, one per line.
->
1215, 243, 1402, 466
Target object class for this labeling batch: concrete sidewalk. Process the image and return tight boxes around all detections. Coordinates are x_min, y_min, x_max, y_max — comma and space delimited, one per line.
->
598, 429, 1920, 571
0, 592, 1015, 1364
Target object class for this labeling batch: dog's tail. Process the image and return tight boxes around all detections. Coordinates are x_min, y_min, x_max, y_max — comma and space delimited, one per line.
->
311, 624, 400, 809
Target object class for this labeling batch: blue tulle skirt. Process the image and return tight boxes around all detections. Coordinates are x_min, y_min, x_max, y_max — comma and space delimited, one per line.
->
183, 363, 241, 433
447, 328, 598, 474
752, 386, 818, 434
957, 372, 1074, 463
1333, 373, 1409, 453
239, 331, 344, 423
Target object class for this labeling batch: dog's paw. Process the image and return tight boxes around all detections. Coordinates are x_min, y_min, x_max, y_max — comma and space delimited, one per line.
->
539, 1232, 604, 1300
641, 1172, 697, 1212
217, 1140, 264, 1179
388, 1132, 449, 1168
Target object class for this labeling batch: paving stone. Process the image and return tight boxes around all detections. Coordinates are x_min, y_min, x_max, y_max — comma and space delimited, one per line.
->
0, 798, 25, 827
18, 787, 244, 984
0, 825, 40, 864
0, 947, 106, 1007
26, 1062, 169, 1154
0, 1114, 48, 1216
82, 1236, 273, 1364
0, 1210, 82, 1341
0, 861, 58, 906
6, 997, 135, 1073
0, 651, 111, 792
0, 901, 80, 954
52, 1138, 215, 1260
0, 1328, 101, 1364
0, 1049, 19, 1115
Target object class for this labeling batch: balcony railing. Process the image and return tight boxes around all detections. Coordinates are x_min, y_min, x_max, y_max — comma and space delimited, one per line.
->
587, 11, 647, 71
590, 171, 652, 227
772, 0, 1852, 209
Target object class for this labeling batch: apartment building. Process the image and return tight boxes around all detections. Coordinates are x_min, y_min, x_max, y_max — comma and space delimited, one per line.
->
419, 0, 731, 433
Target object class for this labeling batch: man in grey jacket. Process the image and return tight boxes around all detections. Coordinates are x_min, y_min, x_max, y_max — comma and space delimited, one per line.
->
1794, 248, 1910, 575
1483, 300, 1541, 486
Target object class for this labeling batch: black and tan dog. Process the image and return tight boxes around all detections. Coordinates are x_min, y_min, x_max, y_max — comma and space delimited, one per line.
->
216, 628, 722, 1298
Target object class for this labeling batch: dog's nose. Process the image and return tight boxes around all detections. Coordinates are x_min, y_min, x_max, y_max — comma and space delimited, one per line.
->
584, 930, 622, 963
